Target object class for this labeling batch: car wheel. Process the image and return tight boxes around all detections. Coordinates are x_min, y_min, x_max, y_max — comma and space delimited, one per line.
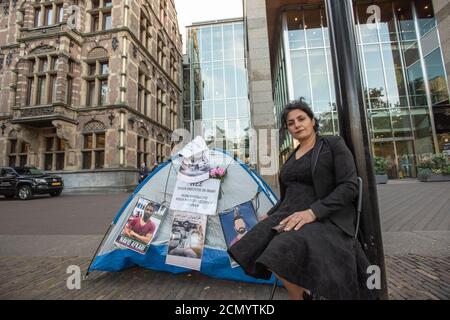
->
49, 190, 62, 197
17, 185, 32, 200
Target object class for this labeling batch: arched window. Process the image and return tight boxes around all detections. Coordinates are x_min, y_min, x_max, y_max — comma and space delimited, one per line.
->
82, 120, 106, 169
85, 47, 109, 107
140, 7, 153, 50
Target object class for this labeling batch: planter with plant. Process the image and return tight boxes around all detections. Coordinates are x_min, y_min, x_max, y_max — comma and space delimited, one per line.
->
373, 156, 390, 184
417, 153, 450, 182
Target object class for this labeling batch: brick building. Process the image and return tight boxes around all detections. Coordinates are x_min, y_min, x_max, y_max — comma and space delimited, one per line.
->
0, 0, 183, 191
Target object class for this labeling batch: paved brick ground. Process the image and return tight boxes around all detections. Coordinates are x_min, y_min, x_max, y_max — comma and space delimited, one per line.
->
0, 254, 448, 300
0, 181, 449, 300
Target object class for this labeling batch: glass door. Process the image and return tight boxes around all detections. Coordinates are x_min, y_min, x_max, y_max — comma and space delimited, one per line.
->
395, 139, 416, 178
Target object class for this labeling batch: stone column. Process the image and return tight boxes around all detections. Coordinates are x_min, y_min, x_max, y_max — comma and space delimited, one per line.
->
245, 0, 279, 193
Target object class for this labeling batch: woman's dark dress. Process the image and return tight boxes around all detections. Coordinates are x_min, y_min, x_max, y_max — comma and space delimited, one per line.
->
228, 148, 372, 300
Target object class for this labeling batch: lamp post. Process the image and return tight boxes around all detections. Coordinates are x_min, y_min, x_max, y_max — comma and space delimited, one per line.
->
325, 0, 388, 299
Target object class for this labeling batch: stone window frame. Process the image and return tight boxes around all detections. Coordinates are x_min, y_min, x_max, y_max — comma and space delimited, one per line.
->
169, 52, 177, 82
136, 127, 149, 168
159, 0, 167, 28
8, 131, 29, 167
156, 141, 164, 164
66, 59, 75, 106
169, 95, 177, 131
156, 85, 166, 125
43, 135, 66, 171
84, 50, 109, 107
32, 0, 64, 28
140, 7, 154, 51
157, 34, 166, 69
88, 0, 113, 32
82, 121, 106, 170
26, 54, 59, 106
137, 63, 151, 116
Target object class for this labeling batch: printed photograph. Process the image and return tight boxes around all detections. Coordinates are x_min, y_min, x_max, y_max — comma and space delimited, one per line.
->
219, 201, 259, 267
114, 197, 168, 254
166, 211, 207, 271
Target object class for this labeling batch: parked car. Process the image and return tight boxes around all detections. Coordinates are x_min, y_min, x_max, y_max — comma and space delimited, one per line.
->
0, 166, 64, 200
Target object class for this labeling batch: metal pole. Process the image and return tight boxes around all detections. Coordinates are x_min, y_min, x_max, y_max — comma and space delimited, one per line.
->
324, 0, 388, 299
84, 222, 114, 279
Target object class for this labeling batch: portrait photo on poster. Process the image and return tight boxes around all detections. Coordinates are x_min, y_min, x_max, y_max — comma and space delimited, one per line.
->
114, 197, 168, 254
219, 201, 259, 267
165, 211, 207, 271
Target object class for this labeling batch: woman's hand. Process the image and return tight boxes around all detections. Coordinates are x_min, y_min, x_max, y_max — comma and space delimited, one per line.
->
259, 214, 268, 222
279, 209, 316, 231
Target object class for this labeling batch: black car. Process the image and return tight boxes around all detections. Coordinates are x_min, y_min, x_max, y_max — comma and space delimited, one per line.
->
0, 166, 64, 200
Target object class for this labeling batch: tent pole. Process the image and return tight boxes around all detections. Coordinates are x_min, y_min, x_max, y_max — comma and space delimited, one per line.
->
269, 278, 278, 300
83, 222, 114, 280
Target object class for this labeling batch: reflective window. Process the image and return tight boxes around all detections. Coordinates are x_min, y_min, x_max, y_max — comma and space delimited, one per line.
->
186, 22, 251, 159
425, 49, 449, 104
234, 23, 245, 60
415, 0, 435, 36
278, 0, 449, 178
290, 50, 310, 102
212, 26, 224, 61
223, 24, 234, 60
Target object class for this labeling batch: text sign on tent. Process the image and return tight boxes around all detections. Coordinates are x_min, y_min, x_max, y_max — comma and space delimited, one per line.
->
170, 179, 220, 215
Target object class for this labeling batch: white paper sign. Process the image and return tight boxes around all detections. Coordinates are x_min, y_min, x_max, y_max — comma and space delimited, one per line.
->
177, 136, 211, 183
170, 179, 220, 215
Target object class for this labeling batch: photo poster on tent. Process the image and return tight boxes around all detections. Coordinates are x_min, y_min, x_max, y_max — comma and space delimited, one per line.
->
219, 200, 259, 268
170, 178, 220, 215
114, 197, 168, 255
165, 211, 207, 271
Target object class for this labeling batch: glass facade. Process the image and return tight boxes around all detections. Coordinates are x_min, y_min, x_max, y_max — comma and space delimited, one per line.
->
184, 20, 251, 159
273, 0, 449, 178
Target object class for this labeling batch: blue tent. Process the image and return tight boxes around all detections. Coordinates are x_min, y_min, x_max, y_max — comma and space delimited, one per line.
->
88, 149, 278, 284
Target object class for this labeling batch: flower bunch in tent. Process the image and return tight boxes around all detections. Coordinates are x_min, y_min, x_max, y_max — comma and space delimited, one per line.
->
210, 166, 227, 182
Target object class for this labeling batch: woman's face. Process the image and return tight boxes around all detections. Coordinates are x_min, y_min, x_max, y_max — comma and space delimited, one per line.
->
286, 109, 315, 141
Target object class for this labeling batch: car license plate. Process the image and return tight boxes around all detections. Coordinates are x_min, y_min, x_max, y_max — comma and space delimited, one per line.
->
52, 182, 61, 186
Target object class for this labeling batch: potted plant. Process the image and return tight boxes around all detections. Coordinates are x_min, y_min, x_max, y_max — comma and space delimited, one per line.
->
373, 156, 389, 184
418, 153, 450, 182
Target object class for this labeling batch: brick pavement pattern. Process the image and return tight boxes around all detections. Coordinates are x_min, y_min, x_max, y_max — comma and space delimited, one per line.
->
0, 254, 448, 300
0, 181, 449, 300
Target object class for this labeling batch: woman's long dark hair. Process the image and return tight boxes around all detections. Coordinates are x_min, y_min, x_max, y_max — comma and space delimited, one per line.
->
279, 98, 319, 143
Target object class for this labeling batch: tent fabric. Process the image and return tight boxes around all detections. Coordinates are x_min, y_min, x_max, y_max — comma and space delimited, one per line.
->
90, 148, 278, 284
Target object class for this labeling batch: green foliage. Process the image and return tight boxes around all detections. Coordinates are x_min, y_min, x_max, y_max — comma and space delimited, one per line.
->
373, 156, 390, 175
417, 168, 432, 181
418, 153, 450, 174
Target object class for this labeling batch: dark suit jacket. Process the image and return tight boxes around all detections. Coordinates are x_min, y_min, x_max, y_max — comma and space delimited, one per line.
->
267, 135, 358, 237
